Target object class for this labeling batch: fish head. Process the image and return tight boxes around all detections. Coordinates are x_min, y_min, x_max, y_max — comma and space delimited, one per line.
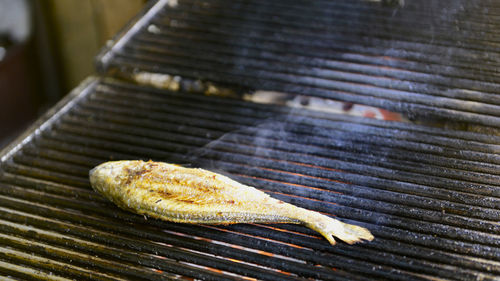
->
89, 160, 142, 197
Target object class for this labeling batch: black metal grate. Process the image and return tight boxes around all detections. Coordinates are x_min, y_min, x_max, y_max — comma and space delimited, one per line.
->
98, 0, 500, 127
0, 77, 499, 280
2, 0, 500, 280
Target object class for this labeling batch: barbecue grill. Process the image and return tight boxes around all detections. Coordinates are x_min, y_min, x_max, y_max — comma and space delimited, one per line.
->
1, 0, 499, 280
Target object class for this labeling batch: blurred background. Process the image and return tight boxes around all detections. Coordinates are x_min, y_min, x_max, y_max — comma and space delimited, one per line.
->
0, 0, 147, 149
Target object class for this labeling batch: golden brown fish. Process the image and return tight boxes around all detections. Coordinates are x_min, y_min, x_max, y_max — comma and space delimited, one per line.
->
89, 160, 373, 245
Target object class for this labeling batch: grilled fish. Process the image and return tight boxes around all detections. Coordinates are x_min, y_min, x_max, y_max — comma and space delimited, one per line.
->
89, 160, 373, 245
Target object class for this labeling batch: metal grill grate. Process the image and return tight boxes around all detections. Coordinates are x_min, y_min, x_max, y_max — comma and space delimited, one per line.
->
2, 0, 500, 280
98, 0, 500, 127
0, 77, 499, 280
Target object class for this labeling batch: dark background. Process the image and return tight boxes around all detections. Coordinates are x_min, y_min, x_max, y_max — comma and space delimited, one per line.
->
0, 0, 146, 149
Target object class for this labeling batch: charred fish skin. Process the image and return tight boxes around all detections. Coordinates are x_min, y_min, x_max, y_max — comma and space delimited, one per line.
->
89, 160, 373, 245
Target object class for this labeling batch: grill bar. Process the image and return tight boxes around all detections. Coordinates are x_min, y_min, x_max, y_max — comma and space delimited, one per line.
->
90, 84, 500, 159
50, 114, 500, 218
1, 162, 498, 280
0, 204, 308, 281
183, 0, 500, 37
46, 81, 500, 221
32, 134, 500, 217
160, 0, 500, 57
0, 192, 315, 281
142, 19, 500, 89
0, 228, 162, 281
130, 23, 500, 88
0, 180, 379, 281
85, 90, 500, 177
112, 49, 500, 126
154, 0, 500, 75
84, 83, 500, 196
17, 126, 500, 251
96, 82, 500, 144
21, 135, 500, 234
0, 177, 484, 280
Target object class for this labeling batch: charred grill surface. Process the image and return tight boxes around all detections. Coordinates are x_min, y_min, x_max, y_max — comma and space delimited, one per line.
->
0, 78, 499, 280
2, 0, 500, 280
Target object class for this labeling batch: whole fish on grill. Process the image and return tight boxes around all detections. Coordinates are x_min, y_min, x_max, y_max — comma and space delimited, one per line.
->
89, 160, 374, 245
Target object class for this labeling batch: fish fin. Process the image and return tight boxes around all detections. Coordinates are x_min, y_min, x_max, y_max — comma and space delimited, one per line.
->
334, 221, 374, 245
304, 214, 374, 245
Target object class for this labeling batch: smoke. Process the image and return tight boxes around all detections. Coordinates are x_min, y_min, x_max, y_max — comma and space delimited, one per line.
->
184, 113, 295, 173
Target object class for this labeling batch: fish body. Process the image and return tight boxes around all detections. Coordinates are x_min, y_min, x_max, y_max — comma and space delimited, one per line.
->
89, 160, 373, 245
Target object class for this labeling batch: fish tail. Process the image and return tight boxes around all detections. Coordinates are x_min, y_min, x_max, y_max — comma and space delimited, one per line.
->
291, 208, 373, 245
273, 201, 373, 245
